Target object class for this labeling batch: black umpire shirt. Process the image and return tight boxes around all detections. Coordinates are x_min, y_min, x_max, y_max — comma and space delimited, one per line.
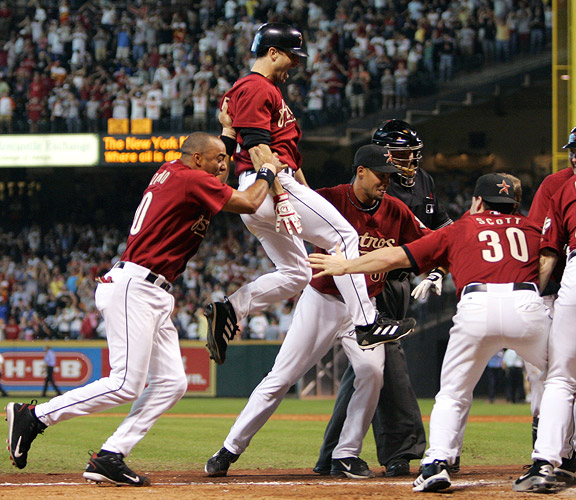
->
386, 169, 452, 231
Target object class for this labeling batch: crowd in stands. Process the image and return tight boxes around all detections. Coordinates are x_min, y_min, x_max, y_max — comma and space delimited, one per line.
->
0, 0, 551, 135
0, 214, 299, 342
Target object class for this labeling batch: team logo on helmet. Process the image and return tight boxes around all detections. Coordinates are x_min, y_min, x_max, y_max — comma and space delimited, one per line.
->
497, 180, 511, 195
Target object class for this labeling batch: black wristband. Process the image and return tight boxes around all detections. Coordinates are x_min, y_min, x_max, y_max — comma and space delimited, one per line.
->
431, 267, 445, 278
256, 167, 275, 188
220, 135, 236, 157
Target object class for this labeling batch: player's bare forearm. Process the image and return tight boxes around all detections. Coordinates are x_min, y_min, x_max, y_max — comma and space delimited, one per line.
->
538, 249, 558, 294
307, 246, 411, 278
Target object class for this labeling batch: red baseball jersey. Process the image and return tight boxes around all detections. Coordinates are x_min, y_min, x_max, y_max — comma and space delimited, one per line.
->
528, 167, 574, 227
541, 177, 576, 255
122, 159, 233, 282
222, 73, 302, 175
404, 210, 542, 297
311, 184, 431, 297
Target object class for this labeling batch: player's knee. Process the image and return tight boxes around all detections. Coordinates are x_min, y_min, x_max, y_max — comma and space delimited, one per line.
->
280, 267, 312, 292
172, 374, 188, 399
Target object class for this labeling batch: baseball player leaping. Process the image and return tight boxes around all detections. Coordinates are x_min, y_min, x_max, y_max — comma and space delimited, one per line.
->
204, 144, 430, 479
5, 134, 284, 486
308, 173, 551, 493
204, 22, 415, 366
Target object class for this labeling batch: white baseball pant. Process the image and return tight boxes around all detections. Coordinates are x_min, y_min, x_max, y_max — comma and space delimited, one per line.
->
223, 285, 385, 459
534, 257, 576, 466
230, 170, 377, 327
34, 263, 188, 457
423, 283, 550, 466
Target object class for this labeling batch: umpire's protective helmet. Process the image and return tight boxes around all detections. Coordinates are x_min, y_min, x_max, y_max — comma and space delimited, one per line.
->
251, 22, 308, 58
372, 119, 423, 187
563, 126, 576, 149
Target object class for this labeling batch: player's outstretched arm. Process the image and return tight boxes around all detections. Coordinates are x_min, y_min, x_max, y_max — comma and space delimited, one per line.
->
307, 245, 410, 278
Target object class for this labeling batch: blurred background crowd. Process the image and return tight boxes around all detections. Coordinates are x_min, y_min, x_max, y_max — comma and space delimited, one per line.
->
0, 0, 551, 134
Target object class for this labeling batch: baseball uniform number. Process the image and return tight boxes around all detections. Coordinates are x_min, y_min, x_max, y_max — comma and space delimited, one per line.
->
478, 228, 529, 263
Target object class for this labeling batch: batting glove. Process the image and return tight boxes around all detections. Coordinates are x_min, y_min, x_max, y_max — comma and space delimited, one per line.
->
273, 193, 302, 235
411, 269, 445, 300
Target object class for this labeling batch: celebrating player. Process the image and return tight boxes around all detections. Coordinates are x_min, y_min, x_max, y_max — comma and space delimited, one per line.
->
308, 173, 550, 493
514, 136, 576, 492
5, 133, 284, 486
204, 22, 415, 366
315, 120, 452, 477
205, 143, 430, 478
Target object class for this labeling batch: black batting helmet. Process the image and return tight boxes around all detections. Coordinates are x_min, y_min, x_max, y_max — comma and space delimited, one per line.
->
563, 126, 576, 149
372, 119, 423, 187
250, 22, 308, 58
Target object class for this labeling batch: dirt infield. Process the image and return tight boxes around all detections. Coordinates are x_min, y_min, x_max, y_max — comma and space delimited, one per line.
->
1, 466, 568, 499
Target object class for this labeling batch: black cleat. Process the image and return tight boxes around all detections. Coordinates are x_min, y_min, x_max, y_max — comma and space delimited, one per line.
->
385, 458, 410, 477
83, 450, 150, 486
205, 447, 240, 477
330, 457, 375, 479
356, 315, 416, 350
554, 453, 576, 484
413, 459, 451, 492
513, 460, 557, 492
204, 297, 239, 364
6, 400, 46, 469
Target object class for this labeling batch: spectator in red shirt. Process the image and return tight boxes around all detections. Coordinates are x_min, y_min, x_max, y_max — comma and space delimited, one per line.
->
4, 316, 20, 340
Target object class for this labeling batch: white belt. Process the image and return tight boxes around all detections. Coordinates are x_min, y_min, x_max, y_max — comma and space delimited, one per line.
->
112, 261, 171, 291
239, 168, 295, 183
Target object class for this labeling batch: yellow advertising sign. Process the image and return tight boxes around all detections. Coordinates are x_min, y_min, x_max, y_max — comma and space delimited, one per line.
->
102, 135, 188, 165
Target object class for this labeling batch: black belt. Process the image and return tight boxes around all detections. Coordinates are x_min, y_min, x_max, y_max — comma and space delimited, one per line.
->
463, 282, 537, 295
114, 261, 172, 291
569, 249, 576, 262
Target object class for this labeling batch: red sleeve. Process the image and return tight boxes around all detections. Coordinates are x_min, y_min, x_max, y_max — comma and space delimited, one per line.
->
403, 224, 452, 273
541, 190, 567, 255
188, 170, 234, 215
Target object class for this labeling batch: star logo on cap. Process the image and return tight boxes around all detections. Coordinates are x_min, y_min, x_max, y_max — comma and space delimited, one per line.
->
497, 179, 510, 195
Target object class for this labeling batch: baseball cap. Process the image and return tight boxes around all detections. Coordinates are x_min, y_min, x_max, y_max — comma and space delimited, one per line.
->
353, 144, 397, 173
473, 173, 518, 204
563, 126, 576, 149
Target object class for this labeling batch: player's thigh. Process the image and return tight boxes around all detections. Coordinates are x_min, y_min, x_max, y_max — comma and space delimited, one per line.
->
281, 176, 359, 254
149, 308, 186, 383
340, 331, 385, 382
96, 276, 171, 381
439, 305, 501, 398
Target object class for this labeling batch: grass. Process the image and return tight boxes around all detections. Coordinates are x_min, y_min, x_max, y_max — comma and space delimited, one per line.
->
0, 396, 534, 474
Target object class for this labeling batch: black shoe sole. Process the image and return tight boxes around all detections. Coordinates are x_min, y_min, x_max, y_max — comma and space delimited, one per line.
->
5, 403, 25, 469
205, 303, 225, 365
357, 328, 415, 350
83, 471, 151, 486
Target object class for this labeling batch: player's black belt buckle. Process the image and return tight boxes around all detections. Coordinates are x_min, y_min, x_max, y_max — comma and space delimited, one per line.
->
114, 261, 172, 291
463, 282, 537, 295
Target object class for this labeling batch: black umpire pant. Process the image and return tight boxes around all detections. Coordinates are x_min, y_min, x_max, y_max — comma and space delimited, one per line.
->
315, 278, 426, 468
42, 366, 62, 397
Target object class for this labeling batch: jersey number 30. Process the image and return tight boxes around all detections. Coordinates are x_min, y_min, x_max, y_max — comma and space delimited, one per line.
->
478, 228, 529, 263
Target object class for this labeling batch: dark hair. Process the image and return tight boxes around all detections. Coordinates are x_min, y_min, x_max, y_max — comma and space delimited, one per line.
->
482, 200, 516, 214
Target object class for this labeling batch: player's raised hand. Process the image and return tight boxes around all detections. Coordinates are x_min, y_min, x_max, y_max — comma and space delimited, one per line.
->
273, 193, 302, 234
307, 246, 347, 277
219, 97, 236, 139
